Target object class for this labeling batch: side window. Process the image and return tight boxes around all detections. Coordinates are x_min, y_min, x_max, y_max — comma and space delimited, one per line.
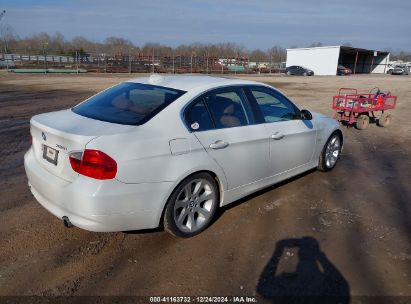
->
185, 99, 214, 132
250, 87, 298, 123
204, 89, 251, 129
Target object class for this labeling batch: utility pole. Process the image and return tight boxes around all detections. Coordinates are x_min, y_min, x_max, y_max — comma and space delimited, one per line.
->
221, 53, 224, 74
128, 48, 132, 74
152, 48, 155, 74
206, 54, 209, 74
0, 10, 8, 71
190, 52, 193, 74
172, 51, 175, 74
43, 41, 48, 73
234, 55, 237, 75
76, 50, 79, 74
269, 53, 272, 74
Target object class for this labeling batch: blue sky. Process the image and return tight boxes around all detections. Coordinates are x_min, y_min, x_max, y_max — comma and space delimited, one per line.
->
1, 0, 410, 51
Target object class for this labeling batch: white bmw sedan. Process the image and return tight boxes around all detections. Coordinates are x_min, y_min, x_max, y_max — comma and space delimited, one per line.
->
24, 75, 342, 237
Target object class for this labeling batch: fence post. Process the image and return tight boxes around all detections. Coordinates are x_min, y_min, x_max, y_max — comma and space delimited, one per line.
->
76, 50, 79, 74
269, 53, 272, 74
172, 52, 175, 74
152, 48, 155, 74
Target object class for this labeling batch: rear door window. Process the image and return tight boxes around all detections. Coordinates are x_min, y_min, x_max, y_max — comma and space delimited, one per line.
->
72, 82, 185, 125
204, 89, 252, 129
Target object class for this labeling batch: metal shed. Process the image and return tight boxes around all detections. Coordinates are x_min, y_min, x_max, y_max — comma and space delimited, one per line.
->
286, 46, 390, 75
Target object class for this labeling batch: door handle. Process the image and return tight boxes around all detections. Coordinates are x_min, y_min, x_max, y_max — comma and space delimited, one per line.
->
271, 132, 285, 140
209, 140, 229, 150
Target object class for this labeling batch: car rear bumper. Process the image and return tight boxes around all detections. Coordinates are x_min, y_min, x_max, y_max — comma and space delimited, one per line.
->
24, 148, 173, 232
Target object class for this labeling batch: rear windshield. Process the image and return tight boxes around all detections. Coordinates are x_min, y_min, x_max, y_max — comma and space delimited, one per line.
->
72, 82, 186, 125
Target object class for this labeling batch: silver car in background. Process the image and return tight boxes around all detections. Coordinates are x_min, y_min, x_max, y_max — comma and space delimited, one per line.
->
387, 64, 409, 75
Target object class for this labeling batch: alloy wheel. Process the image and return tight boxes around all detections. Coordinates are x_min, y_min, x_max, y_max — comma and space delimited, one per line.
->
173, 178, 216, 233
325, 135, 341, 168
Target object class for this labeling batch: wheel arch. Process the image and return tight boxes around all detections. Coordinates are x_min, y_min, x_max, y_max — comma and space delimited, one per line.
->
328, 127, 344, 153
156, 169, 225, 229
333, 128, 343, 146
315, 124, 343, 161
317, 128, 344, 171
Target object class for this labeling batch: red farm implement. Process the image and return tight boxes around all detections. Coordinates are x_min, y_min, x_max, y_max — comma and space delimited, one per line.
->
332, 87, 397, 130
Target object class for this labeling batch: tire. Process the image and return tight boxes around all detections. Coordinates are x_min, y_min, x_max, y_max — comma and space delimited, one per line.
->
286, 71, 291, 75
378, 112, 392, 127
318, 132, 342, 172
303, 72, 307, 76
356, 114, 369, 130
387, 70, 393, 75
164, 172, 219, 237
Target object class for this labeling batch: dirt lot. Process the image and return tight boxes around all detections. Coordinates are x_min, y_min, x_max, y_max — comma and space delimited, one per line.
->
0, 72, 410, 300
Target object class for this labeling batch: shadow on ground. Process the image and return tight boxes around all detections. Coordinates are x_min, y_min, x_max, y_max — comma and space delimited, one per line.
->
257, 237, 350, 304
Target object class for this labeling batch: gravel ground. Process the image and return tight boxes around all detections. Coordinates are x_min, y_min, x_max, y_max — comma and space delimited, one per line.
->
0, 72, 410, 301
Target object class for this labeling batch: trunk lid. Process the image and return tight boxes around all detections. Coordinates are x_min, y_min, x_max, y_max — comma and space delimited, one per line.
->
30, 109, 135, 182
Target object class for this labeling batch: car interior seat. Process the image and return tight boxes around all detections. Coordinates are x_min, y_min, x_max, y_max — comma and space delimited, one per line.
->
208, 96, 246, 128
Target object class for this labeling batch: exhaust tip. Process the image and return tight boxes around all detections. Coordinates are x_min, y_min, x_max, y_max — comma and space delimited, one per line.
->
62, 216, 73, 228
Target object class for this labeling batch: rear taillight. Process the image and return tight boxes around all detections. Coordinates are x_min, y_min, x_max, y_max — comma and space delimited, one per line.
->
69, 149, 117, 180
29, 135, 32, 145
69, 151, 82, 172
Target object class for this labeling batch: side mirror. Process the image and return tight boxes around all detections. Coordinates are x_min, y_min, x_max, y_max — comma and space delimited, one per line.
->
300, 109, 312, 120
